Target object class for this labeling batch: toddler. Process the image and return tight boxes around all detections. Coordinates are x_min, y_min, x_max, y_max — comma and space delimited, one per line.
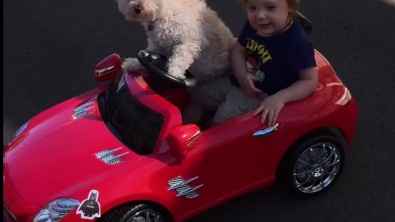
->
191, 0, 318, 127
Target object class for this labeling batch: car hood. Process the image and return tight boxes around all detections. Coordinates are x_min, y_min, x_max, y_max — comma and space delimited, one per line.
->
3, 89, 147, 206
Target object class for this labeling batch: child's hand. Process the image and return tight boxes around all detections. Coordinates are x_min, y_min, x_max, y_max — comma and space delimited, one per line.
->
238, 73, 263, 97
253, 94, 285, 126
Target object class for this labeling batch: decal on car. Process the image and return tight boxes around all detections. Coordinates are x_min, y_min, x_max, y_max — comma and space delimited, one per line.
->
76, 190, 101, 220
73, 101, 95, 119
168, 176, 203, 199
95, 147, 129, 165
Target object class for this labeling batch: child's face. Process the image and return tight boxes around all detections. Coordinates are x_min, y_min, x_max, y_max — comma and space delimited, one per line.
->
245, 0, 293, 36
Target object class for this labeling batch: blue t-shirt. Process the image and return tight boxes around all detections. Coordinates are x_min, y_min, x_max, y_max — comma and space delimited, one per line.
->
231, 19, 316, 95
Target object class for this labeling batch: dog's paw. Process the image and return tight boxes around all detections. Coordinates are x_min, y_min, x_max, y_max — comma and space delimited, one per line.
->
167, 64, 187, 79
122, 57, 143, 71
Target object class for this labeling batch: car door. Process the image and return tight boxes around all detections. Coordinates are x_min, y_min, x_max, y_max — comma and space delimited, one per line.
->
197, 118, 280, 196
167, 116, 282, 216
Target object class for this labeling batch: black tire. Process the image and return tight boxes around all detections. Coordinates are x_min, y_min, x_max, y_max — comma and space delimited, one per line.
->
98, 203, 172, 222
277, 135, 345, 198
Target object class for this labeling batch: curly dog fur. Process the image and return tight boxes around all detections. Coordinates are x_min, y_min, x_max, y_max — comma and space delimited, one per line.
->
116, 0, 235, 83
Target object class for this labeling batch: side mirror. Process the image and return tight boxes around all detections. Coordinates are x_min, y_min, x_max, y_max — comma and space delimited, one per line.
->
94, 54, 122, 82
167, 124, 202, 162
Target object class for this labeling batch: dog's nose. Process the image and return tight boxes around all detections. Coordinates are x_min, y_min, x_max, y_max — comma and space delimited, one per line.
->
134, 5, 143, 14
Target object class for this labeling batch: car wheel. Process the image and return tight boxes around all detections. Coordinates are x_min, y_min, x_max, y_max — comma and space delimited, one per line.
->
277, 135, 345, 197
98, 203, 171, 222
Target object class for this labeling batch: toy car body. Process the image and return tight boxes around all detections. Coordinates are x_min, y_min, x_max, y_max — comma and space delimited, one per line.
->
3, 16, 358, 222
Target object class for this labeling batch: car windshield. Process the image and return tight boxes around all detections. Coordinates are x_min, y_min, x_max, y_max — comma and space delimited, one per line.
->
98, 71, 165, 155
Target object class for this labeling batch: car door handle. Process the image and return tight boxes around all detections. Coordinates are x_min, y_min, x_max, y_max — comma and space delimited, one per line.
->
253, 123, 279, 138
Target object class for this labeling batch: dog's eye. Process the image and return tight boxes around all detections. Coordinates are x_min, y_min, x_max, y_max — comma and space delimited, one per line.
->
134, 4, 143, 14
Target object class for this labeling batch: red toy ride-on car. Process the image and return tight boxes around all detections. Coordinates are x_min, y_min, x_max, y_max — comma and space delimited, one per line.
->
3, 14, 357, 222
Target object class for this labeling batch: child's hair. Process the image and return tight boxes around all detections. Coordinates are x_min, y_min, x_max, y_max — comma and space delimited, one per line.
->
238, 0, 300, 17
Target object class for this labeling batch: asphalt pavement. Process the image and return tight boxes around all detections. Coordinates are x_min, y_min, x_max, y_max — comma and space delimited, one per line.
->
4, 0, 395, 221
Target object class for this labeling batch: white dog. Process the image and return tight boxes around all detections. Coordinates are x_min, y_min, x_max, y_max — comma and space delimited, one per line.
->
116, 0, 235, 83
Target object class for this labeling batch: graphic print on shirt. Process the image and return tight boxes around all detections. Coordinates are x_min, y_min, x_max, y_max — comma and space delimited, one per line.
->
245, 38, 272, 82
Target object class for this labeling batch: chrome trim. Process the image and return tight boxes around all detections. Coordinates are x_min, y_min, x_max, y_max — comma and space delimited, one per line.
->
253, 123, 279, 138
176, 184, 204, 197
128, 209, 163, 222
185, 131, 201, 149
73, 101, 95, 119
95, 147, 129, 165
168, 176, 199, 191
187, 131, 201, 142
168, 176, 203, 199
94, 66, 115, 77
293, 142, 342, 194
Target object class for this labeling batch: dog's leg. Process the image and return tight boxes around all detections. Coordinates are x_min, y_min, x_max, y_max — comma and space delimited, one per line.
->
166, 40, 201, 79
122, 37, 161, 74
122, 57, 145, 73
145, 37, 162, 52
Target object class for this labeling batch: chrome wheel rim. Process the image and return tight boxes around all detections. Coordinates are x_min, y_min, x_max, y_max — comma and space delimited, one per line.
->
293, 142, 342, 194
127, 209, 163, 222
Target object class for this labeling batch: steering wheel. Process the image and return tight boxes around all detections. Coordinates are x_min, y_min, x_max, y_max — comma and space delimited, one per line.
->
137, 50, 197, 94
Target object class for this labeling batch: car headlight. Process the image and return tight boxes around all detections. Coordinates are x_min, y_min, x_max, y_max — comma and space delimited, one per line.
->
13, 120, 30, 138
33, 198, 80, 222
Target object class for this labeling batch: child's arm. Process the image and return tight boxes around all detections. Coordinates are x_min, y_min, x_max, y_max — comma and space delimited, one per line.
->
231, 41, 248, 78
253, 67, 318, 126
276, 67, 318, 103
230, 41, 263, 97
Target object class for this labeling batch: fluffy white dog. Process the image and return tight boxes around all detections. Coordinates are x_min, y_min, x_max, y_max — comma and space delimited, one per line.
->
116, 0, 235, 83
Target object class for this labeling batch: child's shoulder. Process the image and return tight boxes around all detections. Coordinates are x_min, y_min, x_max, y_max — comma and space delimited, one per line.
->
283, 21, 316, 63
285, 20, 314, 48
